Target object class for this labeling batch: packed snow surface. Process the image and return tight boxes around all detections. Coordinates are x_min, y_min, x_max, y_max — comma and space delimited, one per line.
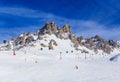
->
0, 50, 120, 82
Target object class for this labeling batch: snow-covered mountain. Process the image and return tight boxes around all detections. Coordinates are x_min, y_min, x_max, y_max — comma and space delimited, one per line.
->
0, 22, 120, 55
0, 22, 120, 82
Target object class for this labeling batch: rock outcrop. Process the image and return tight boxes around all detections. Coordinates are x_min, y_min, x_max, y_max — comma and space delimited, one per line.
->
40, 43, 46, 47
57, 27, 63, 39
14, 33, 26, 46
25, 36, 34, 44
69, 34, 79, 49
2, 22, 120, 54
48, 40, 58, 50
63, 24, 72, 33
77, 36, 84, 46
42, 22, 57, 35
49, 40, 53, 50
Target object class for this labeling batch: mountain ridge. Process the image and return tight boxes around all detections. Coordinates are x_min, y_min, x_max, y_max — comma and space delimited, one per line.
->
0, 22, 120, 55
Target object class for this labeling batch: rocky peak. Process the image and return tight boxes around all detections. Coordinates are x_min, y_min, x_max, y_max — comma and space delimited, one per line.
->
26, 32, 31, 36
34, 30, 40, 36
63, 24, 72, 34
93, 35, 104, 42
42, 22, 57, 35
1, 22, 120, 55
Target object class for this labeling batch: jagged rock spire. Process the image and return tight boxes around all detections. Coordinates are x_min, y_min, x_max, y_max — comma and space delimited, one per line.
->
42, 22, 57, 35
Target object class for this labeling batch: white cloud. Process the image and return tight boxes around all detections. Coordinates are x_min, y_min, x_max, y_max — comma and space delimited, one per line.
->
0, 6, 61, 19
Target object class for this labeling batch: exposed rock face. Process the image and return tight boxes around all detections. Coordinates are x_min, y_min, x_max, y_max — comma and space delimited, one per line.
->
26, 32, 31, 36
14, 33, 26, 46
69, 34, 76, 43
71, 35, 114, 54
14, 33, 35, 46
108, 40, 117, 48
49, 43, 53, 50
57, 27, 63, 39
56, 24, 72, 39
94, 35, 104, 42
14, 37, 22, 45
5, 22, 120, 54
40, 43, 46, 47
77, 36, 84, 46
104, 45, 112, 54
37, 35, 43, 40
49, 40, 53, 50
97, 40, 112, 54
63, 24, 72, 33
69, 34, 79, 48
51, 22, 57, 34
21, 33, 26, 46
48, 40, 58, 50
53, 40, 58, 46
42, 22, 57, 35
25, 36, 34, 44
82, 35, 113, 54
85, 38, 94, 49
34, 30, 40, 36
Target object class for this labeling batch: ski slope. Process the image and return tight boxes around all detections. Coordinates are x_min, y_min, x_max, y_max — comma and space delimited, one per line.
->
0, 50, 120, 82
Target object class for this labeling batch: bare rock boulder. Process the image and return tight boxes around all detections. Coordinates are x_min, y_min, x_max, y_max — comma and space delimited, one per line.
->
40, 43, 46, 47
49, 41, 53, 50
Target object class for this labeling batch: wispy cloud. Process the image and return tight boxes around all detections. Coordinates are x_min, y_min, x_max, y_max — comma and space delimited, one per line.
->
75, 25, 120, 40
0, 7, 59, 19
0, 6, 120, 43
0, 7, 45, 18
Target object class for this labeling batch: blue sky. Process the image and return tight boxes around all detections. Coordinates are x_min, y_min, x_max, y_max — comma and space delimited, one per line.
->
0, 0, 120, 43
